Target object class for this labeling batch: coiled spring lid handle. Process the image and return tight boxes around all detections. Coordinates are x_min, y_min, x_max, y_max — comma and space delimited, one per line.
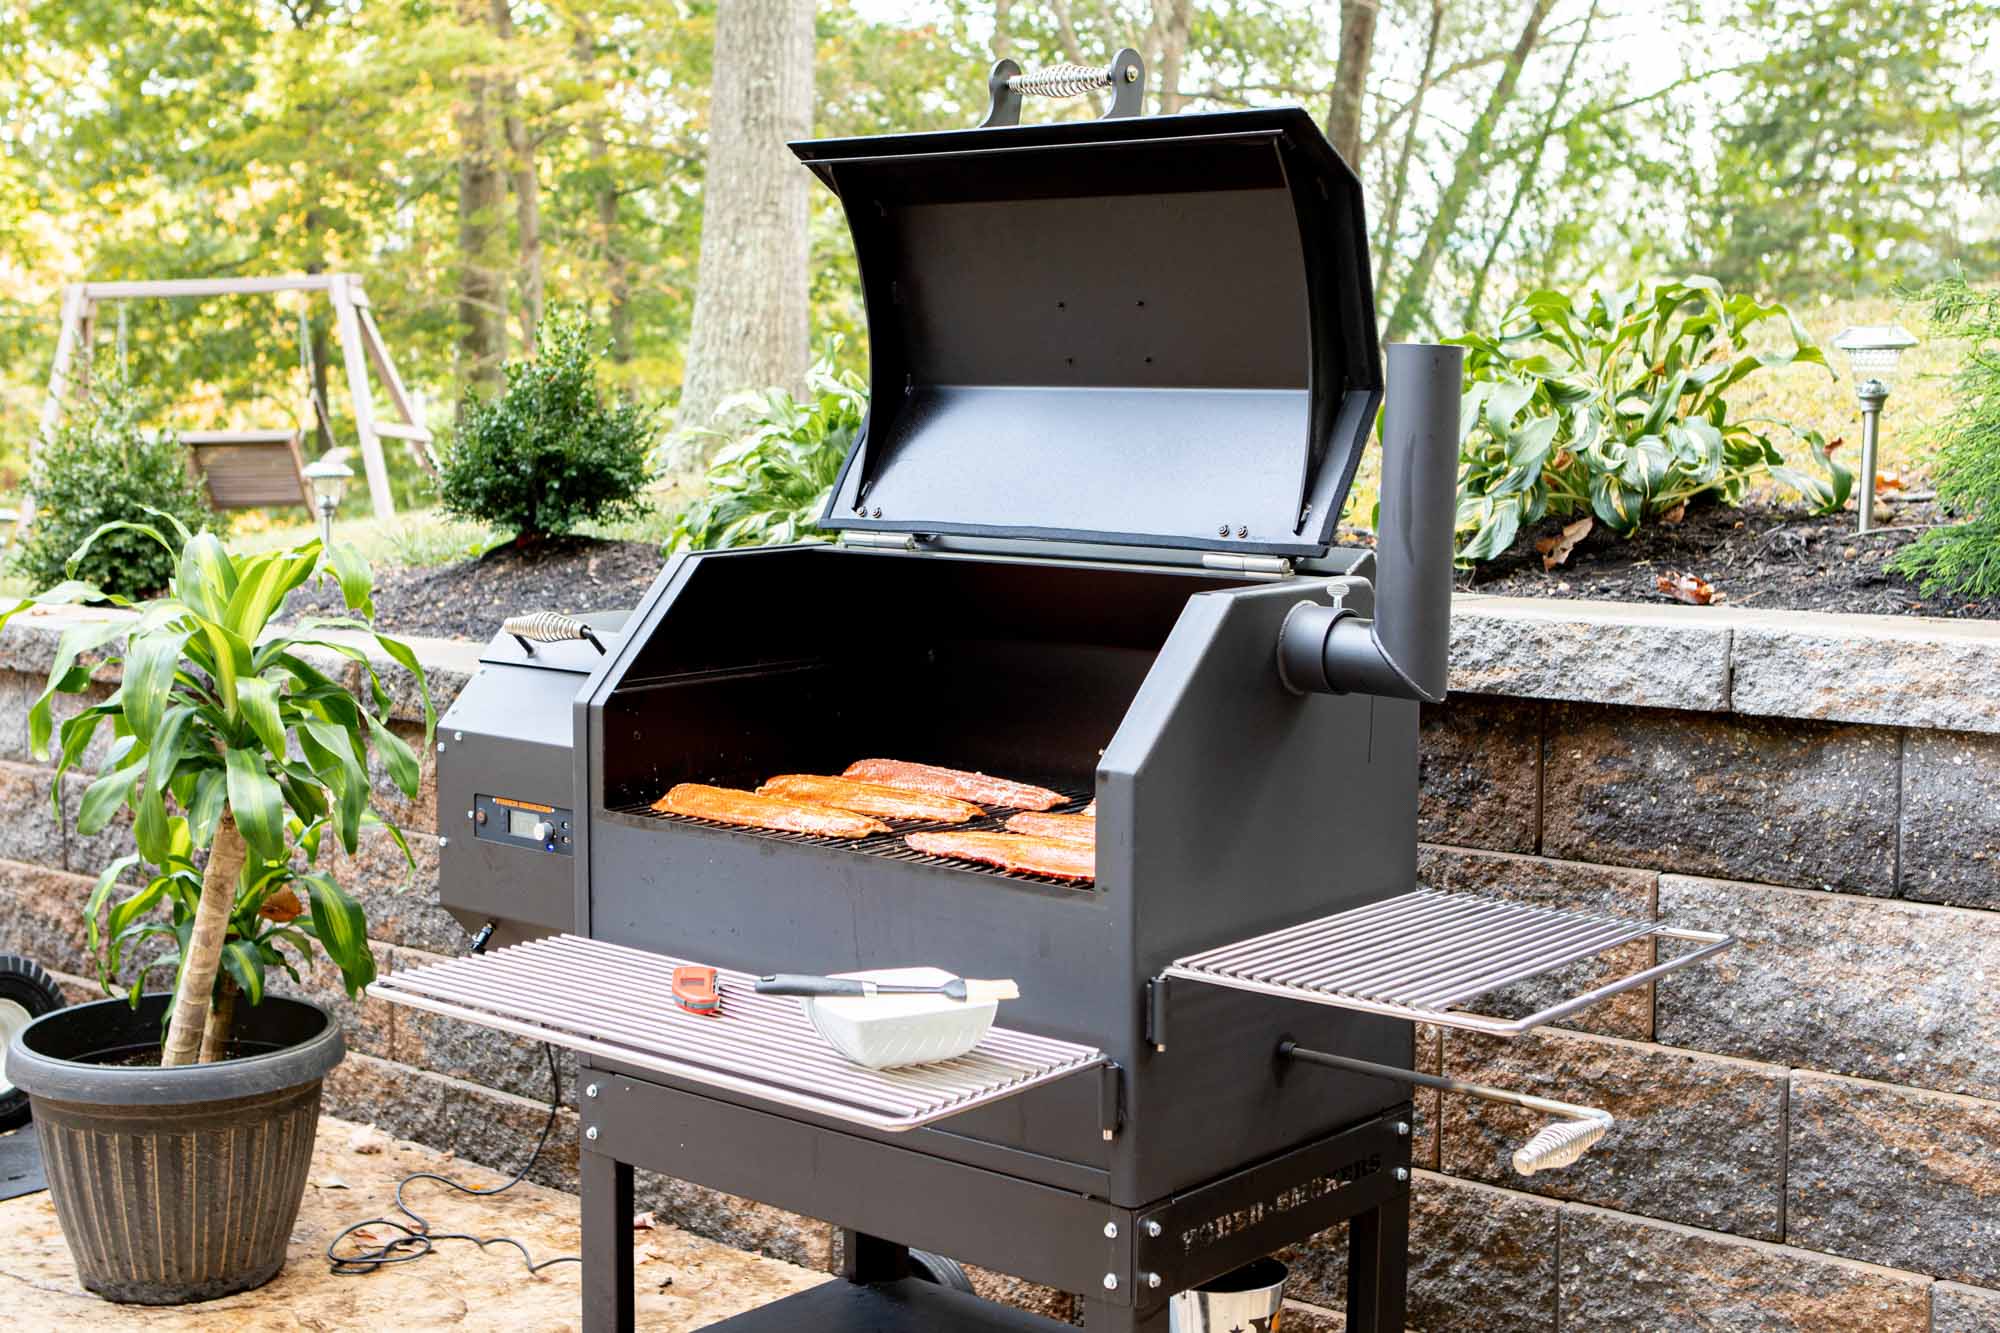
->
502, 611, 605, 656
980, 47, 1145, 127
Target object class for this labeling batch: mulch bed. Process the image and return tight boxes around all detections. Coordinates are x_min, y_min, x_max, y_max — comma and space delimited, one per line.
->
285, 504, 2000, 642
1460, 496, 2000, 619
285, 536, 665, 641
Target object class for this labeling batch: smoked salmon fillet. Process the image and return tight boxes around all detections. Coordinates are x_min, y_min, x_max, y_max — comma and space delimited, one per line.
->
757, 774, 983, 824
843, 760, 1064, 811
906, 831, 1095, 882
1003, 811, 1096, 845
653, 784, 891, 838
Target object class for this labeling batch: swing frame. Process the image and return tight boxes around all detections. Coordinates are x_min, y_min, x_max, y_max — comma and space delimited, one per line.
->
32, 274, 430, 524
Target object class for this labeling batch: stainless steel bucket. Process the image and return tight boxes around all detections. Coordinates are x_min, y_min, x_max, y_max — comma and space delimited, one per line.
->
1169, 1257, 1288, 1332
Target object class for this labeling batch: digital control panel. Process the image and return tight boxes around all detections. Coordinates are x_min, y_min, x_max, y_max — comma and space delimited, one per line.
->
472, 795, 575, 855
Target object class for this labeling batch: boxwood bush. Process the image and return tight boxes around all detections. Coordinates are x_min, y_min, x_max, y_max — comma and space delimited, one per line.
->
14, 378, 214, 599
436, 307, 656, 541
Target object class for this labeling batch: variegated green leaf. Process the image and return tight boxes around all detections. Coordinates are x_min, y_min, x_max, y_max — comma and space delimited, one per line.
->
122, 628, 191, 743
300, 871, 374, 996
220, 938, 266, 1006
364, 711, 421, 798
236, 676, 288, 757
176, 532, 239, 622
224, 746, 287, 863
76, 760, 145, 836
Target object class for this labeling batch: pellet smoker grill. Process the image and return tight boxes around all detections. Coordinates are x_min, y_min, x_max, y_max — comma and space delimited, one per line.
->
371, 52, 1734, 1332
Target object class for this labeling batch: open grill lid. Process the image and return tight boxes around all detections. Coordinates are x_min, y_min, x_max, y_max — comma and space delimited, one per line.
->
792, 105, 1382, 560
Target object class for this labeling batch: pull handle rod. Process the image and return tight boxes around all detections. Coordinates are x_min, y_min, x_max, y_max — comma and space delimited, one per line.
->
1279, 1042, 1614, 1177
980, 48, 1145, 127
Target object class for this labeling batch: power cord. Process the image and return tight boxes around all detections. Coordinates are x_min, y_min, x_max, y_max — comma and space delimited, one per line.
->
326, 1039, 583, 1278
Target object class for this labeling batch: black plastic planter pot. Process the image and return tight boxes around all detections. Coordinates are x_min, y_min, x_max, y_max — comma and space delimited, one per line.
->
4, 993, 345, 1305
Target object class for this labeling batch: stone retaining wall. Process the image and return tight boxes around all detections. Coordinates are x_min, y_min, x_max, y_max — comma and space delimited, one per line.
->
2, 597, 1995, 1330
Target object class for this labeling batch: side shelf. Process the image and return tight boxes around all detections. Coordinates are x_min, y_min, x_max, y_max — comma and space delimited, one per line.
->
1162, 889, 1731, 1037
369, 935, 1105, 1132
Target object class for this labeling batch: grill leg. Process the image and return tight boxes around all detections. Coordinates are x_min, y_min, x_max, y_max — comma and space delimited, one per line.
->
1079, 1298, 1170, 1331
582, 1149, 635, 1332
1345, 1186, 1410, 1333
840, 1229, 913, 1283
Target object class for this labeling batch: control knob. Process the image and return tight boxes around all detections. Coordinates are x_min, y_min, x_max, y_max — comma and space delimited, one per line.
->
531, 819, 555, 842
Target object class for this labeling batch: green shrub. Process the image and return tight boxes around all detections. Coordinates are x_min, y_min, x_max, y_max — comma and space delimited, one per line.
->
13, 378, 215, 599
1450, 277, 1850, 562
436, 307, 656, 540
666, 345, 865, 552
1888, 278, 2000, 597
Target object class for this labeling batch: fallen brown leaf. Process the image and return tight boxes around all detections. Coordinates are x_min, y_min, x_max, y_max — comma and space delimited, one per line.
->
1657, 572, 1722, 606
1534, 517, 1594, 571
259, 888, 304, 923
633, 1211, 657, 1231
1875, 472, 1907, 493
1659, 502, 1686, 526
310, 1174, 349, 1190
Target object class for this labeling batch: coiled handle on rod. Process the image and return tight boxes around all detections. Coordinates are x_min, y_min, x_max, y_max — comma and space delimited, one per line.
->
502, 611, 605, 655
1512, 1115, 1611, 1175
1280, 1043, 1615, 1178
981, 48, 1144, 127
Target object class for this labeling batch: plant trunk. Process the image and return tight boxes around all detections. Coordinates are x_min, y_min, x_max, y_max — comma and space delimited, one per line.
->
199, 970, 238, 1064
456, 0, 508, 397
160, 813, 247, 1068
671, 0, 814, 468
492, 0, 544, 350
1325, 0, 1378, 167
1383, 0, 1554, 343
991, 0, 1014, 59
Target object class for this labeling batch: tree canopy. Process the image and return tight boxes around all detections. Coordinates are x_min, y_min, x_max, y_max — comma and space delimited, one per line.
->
3, 0, 1994, 497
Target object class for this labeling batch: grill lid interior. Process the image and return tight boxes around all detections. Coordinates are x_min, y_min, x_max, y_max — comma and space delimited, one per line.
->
793, 108, 1380, 559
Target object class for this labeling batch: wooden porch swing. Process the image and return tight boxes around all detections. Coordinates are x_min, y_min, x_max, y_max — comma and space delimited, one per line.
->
30, 274, 433, 527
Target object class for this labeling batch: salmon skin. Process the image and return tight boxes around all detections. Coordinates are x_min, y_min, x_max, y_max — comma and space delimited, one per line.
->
757, 774, 983, 824
844, 760, 1064, 811
654, 783, 891, 838
1003, 811, 1095, 845
906, 831, 1095, 882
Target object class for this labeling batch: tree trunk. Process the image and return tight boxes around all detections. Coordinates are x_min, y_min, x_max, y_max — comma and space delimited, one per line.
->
671, 0, 814, 463
991, 0, 1014, 59
199, 971, 238, 1064
456, 0, 507, 396
1462, 0, 1597, 325
1150, 0, 1195, 114
492, 0, 543, 349
160, 814, 248, 1068
1383, 0, 1554, 343
1325, 0, 1378, 167
1374, 0, 1444, 297
573, 23, 632, 364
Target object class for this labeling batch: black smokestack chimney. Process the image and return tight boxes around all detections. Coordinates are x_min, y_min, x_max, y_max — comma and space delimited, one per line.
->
1278, 342, 1462, 702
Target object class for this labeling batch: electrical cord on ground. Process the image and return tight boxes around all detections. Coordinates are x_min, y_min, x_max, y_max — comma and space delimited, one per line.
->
326, 1040, 582, 1278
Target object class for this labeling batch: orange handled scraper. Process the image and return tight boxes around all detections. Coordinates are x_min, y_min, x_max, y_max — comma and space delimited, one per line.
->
672, 965, 720, 1016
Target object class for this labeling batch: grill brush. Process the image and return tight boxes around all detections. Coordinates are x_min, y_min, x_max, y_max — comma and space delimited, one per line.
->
756, 973, 1020, 1004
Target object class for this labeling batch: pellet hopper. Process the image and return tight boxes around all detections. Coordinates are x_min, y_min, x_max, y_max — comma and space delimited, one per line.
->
374, 50, 1733, 1332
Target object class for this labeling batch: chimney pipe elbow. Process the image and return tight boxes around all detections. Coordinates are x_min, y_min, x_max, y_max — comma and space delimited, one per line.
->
1275, 343, 1462, 703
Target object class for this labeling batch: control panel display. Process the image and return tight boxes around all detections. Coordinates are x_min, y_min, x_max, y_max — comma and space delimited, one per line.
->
473, 795, 575, 855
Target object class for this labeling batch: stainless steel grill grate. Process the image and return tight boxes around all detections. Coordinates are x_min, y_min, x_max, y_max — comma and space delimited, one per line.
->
606, 781, 1097, 887
369, 935, 1107, 1131
1165, 890, 1732, 1036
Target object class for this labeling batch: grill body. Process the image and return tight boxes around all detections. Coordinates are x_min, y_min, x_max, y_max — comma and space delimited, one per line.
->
563, 543, 1415, 1207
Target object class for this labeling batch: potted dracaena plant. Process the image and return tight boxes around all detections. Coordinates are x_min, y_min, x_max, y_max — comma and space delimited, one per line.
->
0, 512, 431, 1306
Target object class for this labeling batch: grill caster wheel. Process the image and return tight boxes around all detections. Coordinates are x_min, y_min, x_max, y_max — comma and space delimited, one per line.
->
0, 955, 66, 1131
908, 1248, 975, 1294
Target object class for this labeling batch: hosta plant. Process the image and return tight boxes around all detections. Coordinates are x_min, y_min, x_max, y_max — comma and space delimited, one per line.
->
665, 342, 866, 553
1451, 277, 1851, 562
0, 513, 433, 1067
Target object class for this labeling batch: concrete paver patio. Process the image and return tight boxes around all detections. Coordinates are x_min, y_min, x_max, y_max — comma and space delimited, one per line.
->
0, 1114, 827, 1330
